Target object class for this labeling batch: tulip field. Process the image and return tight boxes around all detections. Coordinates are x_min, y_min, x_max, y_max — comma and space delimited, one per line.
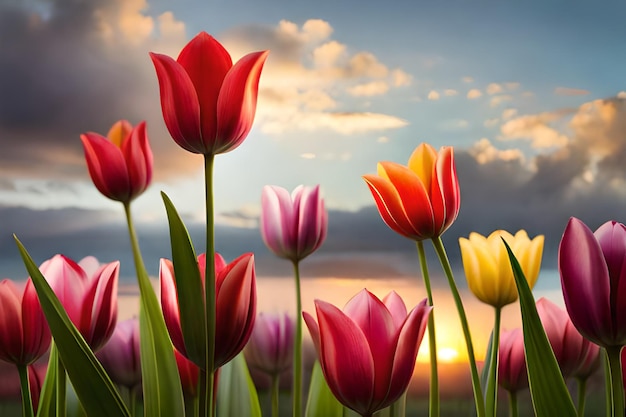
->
0, 27, 624, 417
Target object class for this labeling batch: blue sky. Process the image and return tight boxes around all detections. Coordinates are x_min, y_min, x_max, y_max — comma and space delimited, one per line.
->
1, 0, 626, 282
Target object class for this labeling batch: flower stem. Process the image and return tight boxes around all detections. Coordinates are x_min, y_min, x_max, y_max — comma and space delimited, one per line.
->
485, 307, 501, 417
271, 374, 280, 417
56, 356, 66, 417
432, 237, 485, 417
576, 377, 588, 417
606, 346, 624, 417
17, 364, 33, 417
416, 241, 439, 417
604, 349, 612, 417
204, 154, 217, 417
292, 260, 303, 417
508, 390, 518, 417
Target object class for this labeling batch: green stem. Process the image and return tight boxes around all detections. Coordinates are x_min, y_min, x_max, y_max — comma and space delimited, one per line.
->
416, 241, 439, 417
185, 392, 199, 417
198, 368, 207, 417
432, 237, 485, 417
485, 307, 502, 417
508, 390, 518, 417
204, 154, 217, 417
17, 364, 34, 417
577, 377, 588, 417
604, 348, 612, 417
271, 374, 280, 417
606, 346, 624, 417
56, 356, 66, 417
292, 261, 303, 417
389, 392, 406, 417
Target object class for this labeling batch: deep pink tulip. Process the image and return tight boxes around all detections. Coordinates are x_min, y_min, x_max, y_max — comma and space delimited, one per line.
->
260, 185, 327, 263
96, 318, 141, 389
81, 120, 153, 203
303, 290, 431, 417
0, 279, 50, 365
498, 328, 528, 393
573, 342, 601, 380
536, 298, 595, 378
160, 252, 256, 370
559, 218, 626, 347
150, 32, 269, 155
0, 360, 46, 411
39, 255, 118, 352
244, 312, 294, 376
175, 348, 200, 398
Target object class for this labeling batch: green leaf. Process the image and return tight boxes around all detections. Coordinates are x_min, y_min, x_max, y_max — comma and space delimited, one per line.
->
216, 353, 261, 417
162, 192, 207, 368
305, 361, 343, 417
35, 345, 58, 417
14, 236, 130, 417
502, 238, 577, 417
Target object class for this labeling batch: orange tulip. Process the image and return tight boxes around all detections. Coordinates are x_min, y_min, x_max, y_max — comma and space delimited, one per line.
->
363, 143, 460, 241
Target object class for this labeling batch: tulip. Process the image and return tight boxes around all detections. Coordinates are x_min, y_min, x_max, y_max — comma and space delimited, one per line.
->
39, 255, 118, 352
362, 143, 460, 241
303, 289, 431, 417
175, 349, 200, 398
244, 312, 294, 376
150, 32, 269, 155
459, 230, 544, 308
81, 120, 153, 203
96, 318, 141, 389
0, 279, 50, 365
160, 252, 256, 370
498, 328, 528, 393
536, 298, 595, 379
260, 185, 327, 263
572, 342, 601, 380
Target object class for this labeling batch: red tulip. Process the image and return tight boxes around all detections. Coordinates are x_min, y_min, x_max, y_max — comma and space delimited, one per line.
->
96, 318, 141, 389
160, 252, 256, 370
244, 312, 294, 376
81, 120, 153, 203
260, 185, 327, 263
39, 255, 118, 352
0, 279, 50, 365
363, 143, 460, 241
559, 218, 626, 347
498, 328, 528, 393
536, 298, 595, 378
150, 32, 269, 155
303, 290, 431, 417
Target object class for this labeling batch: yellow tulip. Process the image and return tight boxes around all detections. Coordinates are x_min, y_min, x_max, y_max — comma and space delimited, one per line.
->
459, 230, 544, 308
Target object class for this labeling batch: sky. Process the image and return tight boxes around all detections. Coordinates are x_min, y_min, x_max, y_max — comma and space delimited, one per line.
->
1, 0, 626, 297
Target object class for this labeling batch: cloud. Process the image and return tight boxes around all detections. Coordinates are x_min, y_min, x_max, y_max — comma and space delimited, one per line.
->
444, 89, 459, 97
500, 111, 571, 148
490, 95, 513, 107
391, 69, 412, 87
486, 83, 503, 95
428, 90, 440, 100
469, 138, 524, 164
483, 118, 500, 128
467, 89, 482, 99
505, 82, 520, 91
260, 111, 408, 135
502, 108, 518, 120
462, 76, 474, 83
347, 81, 389, 97
554, 87, 590, 96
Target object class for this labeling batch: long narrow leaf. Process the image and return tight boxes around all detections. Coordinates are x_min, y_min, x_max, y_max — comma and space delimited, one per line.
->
216, 353, 261, 417
35, 345, 58, 417
305, 361, 343, 417
15, 236, 130, 417
502, 239, 576, 417
162, 192, 206, 368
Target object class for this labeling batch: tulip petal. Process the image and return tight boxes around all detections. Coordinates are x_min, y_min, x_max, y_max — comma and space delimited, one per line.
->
260, 186, 296, 259
177, 32, 232, 148
559, 218, 612, 345
363, 174, 417, 239
382, 291, 408, 329
434, 147, 460, 233
122, 121, 153, 200
296, 185, 326, 259
407, 143, 436, 187
315, 300, 376, 415
215, 50, 269, 154
150, 52, 203, 153
159, 258, 186, 355
40, 255, 87, 326
80, 133, 131, 202
86, 262, 119, 351
106, 120, 132, 148
0, 281, 23, 363
22, 279, 50, 363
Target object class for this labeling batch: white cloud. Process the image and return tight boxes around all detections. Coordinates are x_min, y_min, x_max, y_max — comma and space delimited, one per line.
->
486, 83, 503, 95
502, 108, 518, 120
467, 89, 482, 99
490, 95, 513, 107
470, 138, 524, 164
347, 81, 389, 97
428, 90, 440, 100
313, 41, 347, 68
391, 69, 412, 87
462, 76, 474, 83
377, 136, 390, 143
300, 153, 316, 159
554, 87, 590, 96
500, 111, 571, 148
505, 82, 520, 91
444, 89, 458, 96
618, 91, 626, 99
260, 111, 408, 135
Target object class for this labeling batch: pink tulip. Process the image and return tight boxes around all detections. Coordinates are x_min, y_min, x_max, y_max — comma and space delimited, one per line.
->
573, 342, 601, 380
150, 32, 269, 155
160, 252, 256, 370
498, 328, 528, 393
175, 349, 200, 398
303, 290, 431, 417
536, 298, 596, 379
0, 360, 46, 411
39, 255, 118, 352
260, 185, 327, 263
559, 218, 626, 347
244, 312, 294, 376
81, 120, 153, 203
0, 279, 50, 366
96, 318, 141, 389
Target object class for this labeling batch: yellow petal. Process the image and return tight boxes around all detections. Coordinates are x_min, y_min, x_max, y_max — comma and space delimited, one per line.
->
408, 143, 437, 186
107, 120, 133, 148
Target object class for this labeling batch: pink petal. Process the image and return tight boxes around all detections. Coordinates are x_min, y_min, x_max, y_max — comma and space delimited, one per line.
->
296, 185, 326, 260
177, 32, 232, 151
80, 133, 130, 202
159, 258, 185, 355
382, 291, 408, 329
215, 50, 269, 154
87, 262, 119, 351
21, 279, 50, 364
260, 186, 296, 260
0, 281, 24, 363
40, 255, 87, 326
149, 52, 203, 153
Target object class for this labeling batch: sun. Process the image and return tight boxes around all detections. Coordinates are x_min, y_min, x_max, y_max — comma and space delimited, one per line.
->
437, 347, 460, 363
